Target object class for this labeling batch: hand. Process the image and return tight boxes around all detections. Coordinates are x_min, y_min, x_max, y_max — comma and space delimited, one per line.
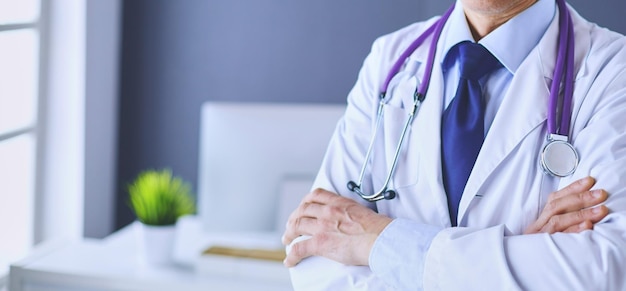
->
282, 188, 392, 267
524, 176, 609, 234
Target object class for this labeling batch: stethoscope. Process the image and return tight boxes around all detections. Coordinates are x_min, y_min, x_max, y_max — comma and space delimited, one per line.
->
347, 0, 578, 202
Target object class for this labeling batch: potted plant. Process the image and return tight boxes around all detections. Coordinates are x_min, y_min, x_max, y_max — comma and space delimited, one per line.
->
128, 169, 195, 265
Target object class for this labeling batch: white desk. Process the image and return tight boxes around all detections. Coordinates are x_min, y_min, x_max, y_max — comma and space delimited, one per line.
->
9, 223, 293, 291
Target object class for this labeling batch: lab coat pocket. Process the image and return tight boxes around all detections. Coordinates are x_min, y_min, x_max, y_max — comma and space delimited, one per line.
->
371, 102, 419, 190
370, 68, 421, 191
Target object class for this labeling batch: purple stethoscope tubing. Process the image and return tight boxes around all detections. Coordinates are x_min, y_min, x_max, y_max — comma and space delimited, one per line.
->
549, 0, 575, 137
381, 4, 456, 101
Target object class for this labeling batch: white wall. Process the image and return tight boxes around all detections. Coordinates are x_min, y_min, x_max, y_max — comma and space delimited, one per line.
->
35, 0, 86, 243
35, 0, 121, 242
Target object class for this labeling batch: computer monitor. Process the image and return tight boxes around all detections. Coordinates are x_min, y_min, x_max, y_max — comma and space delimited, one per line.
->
197, 102, 345, 232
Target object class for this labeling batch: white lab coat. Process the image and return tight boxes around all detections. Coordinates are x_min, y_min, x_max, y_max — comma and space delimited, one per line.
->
289, 4, 626, 291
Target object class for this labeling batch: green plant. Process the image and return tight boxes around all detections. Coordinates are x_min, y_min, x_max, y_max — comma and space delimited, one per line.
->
128, 169, 195, 226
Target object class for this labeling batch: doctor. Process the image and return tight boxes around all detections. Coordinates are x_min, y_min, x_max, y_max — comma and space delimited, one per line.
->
282, 0, 626, 290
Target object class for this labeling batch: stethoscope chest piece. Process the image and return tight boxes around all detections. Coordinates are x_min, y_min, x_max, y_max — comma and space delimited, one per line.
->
540, 134, 579, 177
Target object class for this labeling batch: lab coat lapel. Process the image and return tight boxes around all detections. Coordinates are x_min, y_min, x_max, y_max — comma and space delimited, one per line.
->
458, 52, 548, 219
404, 40, 450, 226
417, 63, 451, 226
457, 9, 563, 222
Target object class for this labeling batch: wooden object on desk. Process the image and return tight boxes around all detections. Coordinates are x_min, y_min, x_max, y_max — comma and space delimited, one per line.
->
202, 246, 286, 262
197, 245, 290, 285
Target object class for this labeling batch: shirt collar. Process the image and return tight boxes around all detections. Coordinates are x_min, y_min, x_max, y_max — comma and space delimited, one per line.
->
439, 0, 555, 74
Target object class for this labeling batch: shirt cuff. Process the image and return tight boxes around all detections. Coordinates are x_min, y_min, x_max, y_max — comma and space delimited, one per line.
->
369, 218, 442, 290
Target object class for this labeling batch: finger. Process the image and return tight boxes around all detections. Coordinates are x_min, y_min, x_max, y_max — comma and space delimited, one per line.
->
303, 188, 345, 204
283, 216, 320, 245
563, 220, 592, 233
282, 201, 322, 240
531, 180, 592, 230
525, 203, 604, 234
575, 189, 608, 209
283, 235, 323, 267
549, 176, 595, 200
283, 201, 335, 244
282, 207, 308, 245
536, 189, 608, 228
299, 201, 328, 218
550, 189, 608, 215
540, 205, 609, 234
534, 188, 606, 230
285, 202, 323, 224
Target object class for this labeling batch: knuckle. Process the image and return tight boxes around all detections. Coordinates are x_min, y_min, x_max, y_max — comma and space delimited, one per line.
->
291, 241, 308, 258
573, 210, 585, 222
578, 191, 589, 202
547, 191, 558, 202
311, 188, 326, 197
300, 202, 311, 213
545, 199, 560, 214
320, 218, 335, 230
327, 205, 344, 217
547, 216, 561, 229
288, 215, 305, 232
573, 177, 592, 189
294, 216, 302, 229
575, 177, 586, 187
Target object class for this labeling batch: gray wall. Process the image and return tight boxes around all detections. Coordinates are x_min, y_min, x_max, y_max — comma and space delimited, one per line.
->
115, 0, 626, 229
84, 0, 121, 238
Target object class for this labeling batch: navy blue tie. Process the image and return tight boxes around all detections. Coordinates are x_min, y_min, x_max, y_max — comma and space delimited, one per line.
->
441, 42, 502, 226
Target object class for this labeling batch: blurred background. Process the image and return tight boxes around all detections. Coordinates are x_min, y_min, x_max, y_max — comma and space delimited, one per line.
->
1, 0, 625, 282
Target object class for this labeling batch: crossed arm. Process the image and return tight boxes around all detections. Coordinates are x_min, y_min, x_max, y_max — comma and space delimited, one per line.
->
282, 176, 609, 268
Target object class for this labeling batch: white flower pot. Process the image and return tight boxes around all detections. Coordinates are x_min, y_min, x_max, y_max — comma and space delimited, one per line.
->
138, 222, 176, 265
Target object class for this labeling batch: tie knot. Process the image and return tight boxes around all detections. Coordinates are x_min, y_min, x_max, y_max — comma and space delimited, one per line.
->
446, 42, 502, 81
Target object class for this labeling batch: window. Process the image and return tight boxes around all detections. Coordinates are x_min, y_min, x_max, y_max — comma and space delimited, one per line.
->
0, 0, 41, 274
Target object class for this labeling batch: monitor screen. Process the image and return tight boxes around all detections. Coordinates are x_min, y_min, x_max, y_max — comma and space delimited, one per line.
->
197, 102, 345, 232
